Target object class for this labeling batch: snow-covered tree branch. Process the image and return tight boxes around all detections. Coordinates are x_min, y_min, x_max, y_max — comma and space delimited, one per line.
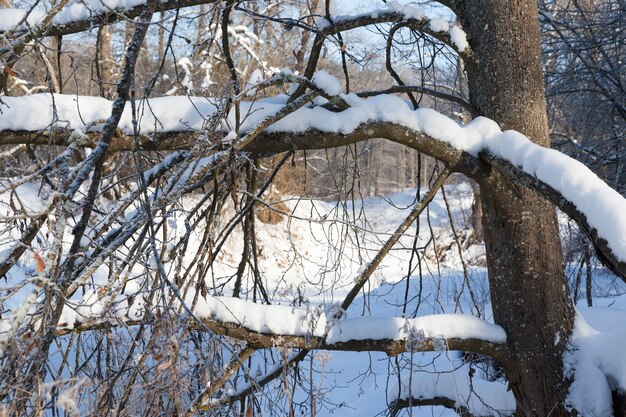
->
1, 0, 625, 416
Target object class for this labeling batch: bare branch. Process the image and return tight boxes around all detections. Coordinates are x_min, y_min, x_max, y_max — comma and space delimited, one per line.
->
337, 166, 452, 315
187, 345, 256, 415
0, 213, 46, 279
390, 396, 474, 417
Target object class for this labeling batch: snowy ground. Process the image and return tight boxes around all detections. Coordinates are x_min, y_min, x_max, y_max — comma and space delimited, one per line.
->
1, 181, 625, 416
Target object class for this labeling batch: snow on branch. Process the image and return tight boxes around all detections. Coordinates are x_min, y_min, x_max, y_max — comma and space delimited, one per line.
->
1, 91, 625, 280
325, 314, 506, 345
319, 4, 472, 59
383, 1, 469, 51
0, 0, 215, 39
1, 1, 471, 64
51, 293, 507, 358
0, 9, 45, 32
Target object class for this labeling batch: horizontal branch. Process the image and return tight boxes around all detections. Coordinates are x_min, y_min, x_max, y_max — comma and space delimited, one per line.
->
390, 396, 473, 417
0, 129, 195, 152
2, 3, 472, 68
199, 317, 506, 359
320, 11, 472, 61
0, 0, 216, 40
52, 304, 512, 412
55, 294, 507, 363
0, 123, 483, 176
387, 366, 515, 417
248, 123, 481, 176
60, 314, 509, 363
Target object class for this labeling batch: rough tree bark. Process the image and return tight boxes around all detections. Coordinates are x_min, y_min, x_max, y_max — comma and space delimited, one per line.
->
457, 1, 576, 416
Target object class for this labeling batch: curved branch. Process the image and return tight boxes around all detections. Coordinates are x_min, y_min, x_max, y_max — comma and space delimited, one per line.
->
322, 12, 473, 62
0, 123, 482, 175
480, 151, 626, 280
385, 23, 419, 109
2, 3, 470, 65
281, 10, 475, 102
246, 123, 482, 177
2, 101, 625, 281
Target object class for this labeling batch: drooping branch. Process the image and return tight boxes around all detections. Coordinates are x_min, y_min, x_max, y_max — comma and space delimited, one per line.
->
480, 151, 626, 280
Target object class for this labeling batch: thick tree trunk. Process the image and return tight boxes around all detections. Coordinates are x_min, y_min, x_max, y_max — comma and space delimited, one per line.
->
458, 1, 576, 416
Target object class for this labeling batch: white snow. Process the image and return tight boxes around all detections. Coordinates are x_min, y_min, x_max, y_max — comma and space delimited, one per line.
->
52, 0, 147, 26
53, 290, 506, 346
564, 309, 626, 416
193, 295, 327, 337
244, 69, 264, 96
326, 314, 506, 344
2, 169, 626, 416
316, 17, 331, 30
428, 18, 450, 33
449, 25, 469, 51
175, 57, 194, 93
311, 70, 342, 97
0, 2, 624, 414
0, 8, 44, 32
385, 1, 426, 20
389, 364, 516, 416
565, 292, 626, 416
2, 93, 625, 265
0, 94, 112, 132
367, 3, 469, 53
0, 180, 51, 215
